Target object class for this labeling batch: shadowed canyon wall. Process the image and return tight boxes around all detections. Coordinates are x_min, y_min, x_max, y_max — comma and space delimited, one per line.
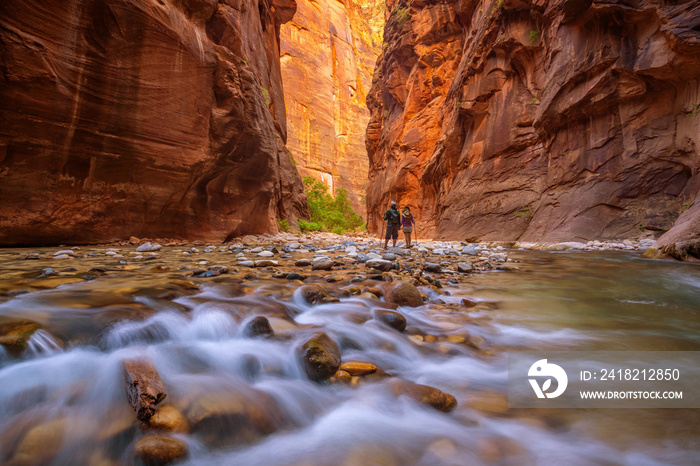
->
366, 0, 700, 242
280, 0, 384, 216
0, 0, 308, 246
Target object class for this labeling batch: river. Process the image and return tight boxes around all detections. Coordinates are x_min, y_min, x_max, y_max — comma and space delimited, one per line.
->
0, 244, 698, 465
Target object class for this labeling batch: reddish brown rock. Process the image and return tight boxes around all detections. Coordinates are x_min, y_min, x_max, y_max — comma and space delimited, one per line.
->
299, 332, 342, 381
0, 0, 308, 246
389, 379, 458, 412
280, 0, 383, 215
124, 358, 167, 421
366, 0, 700, 243
648, 201, 700, 260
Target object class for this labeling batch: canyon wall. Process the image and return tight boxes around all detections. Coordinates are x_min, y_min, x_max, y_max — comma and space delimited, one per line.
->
280, 0, 383, 215
0, 0, 308, 246
366, 0, 700, 243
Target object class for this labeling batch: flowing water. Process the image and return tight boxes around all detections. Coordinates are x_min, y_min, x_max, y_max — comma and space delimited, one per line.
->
0, 246, 698, 465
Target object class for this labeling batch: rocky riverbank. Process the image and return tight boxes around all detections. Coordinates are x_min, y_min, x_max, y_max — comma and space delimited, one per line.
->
1, 232, 698, 464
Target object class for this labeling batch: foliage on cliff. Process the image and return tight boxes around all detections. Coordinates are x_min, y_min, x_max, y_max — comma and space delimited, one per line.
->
299, 178, 365, 234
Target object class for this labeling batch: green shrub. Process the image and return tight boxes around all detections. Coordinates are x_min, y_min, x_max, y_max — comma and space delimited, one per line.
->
394, 6, 410, 27
298, 220, 322, 233
277, 218, 290, 232
302, 177, 366, 234
261, 87, 271, 106
529, 29, 540, 44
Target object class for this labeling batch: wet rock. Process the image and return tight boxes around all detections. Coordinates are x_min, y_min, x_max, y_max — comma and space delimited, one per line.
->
0, 320, 41, 356
374, 309, 407, 332
133, 435, 188, 465
312, 256, 333, 270
383, 253, 398, 261
330, 369, 352, 384
385, 281, 423, 307
238, 261, 255, 267
10, 417, 69, 465
295, 259, 312, 267
244, 316, 274, 337
299, 333, 342, 381
209, 265, 229, 274
136, 242, 162, 252
53, 254, 72, 260
389, 380, 458, 413
147, 405, 189, 433
461, 297, 477, 308
286, 272, 306, 281
254, 260, 279, 267
257, 251, 274, 257
366, 259, 392, 271
340, 361, 377, 376
423, 263, 441, 272
184, 388, 278, 447
195, 269, 220, 278
457, 262, 473, 273
299, 284, 340, 305
124, 358, 167, 421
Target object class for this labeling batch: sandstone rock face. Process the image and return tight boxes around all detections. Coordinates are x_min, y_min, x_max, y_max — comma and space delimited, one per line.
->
648, 201, 700, 260
366, 0, 700, 242
0, 0, 308, 246
280, 0, 383, 215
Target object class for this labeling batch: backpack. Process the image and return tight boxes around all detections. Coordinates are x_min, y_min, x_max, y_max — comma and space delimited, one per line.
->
385, 208, 400, 225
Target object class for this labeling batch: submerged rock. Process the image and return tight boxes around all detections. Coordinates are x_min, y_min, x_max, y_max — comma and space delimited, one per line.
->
244, 316, 274, 338
133, 435, 188, 465
389, 379, 457, 413
299, 333, 342, 381
0, 320, 41, 356
299, 285, 340, 305
373, 309, 407, 332
147, 405, 189, 434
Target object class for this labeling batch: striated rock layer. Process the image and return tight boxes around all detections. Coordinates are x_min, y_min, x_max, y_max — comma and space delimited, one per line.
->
0, 0, 308, 246
280, 0, 383, 216
366, 0, 700, 242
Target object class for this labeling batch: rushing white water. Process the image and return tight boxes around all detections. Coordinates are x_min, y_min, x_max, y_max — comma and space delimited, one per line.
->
0, 250, 699, 465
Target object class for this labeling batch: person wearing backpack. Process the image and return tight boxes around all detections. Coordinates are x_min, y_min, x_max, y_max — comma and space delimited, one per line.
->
383, 201, 401, 248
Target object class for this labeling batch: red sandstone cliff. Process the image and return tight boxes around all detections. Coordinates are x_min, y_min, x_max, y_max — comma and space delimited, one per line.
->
0, 0, 308, 246
366, 0, 700, 243
280, 0, 383, 216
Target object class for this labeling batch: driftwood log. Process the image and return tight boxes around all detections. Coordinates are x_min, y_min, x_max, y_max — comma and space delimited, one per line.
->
123, 358, 167, 421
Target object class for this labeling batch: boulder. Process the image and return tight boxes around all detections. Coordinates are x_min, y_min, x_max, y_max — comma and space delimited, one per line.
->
299, 333, 342, 381
373, 309, 407, 332
244, 316, 274, 337
311, 256, 334, 270
385, 281, 423, 307
365, 259, 392, 272
299, 284, 340, 305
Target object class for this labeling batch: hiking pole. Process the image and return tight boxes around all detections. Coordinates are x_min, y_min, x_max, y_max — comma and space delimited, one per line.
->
380, 219, 385, 246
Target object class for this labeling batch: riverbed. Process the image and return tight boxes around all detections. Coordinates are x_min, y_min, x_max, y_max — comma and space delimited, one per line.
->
0, 238, 698, 465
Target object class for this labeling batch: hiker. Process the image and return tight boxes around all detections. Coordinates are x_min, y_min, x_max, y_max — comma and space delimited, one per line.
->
383, 201, 401, 248
401, 206, 416, 248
